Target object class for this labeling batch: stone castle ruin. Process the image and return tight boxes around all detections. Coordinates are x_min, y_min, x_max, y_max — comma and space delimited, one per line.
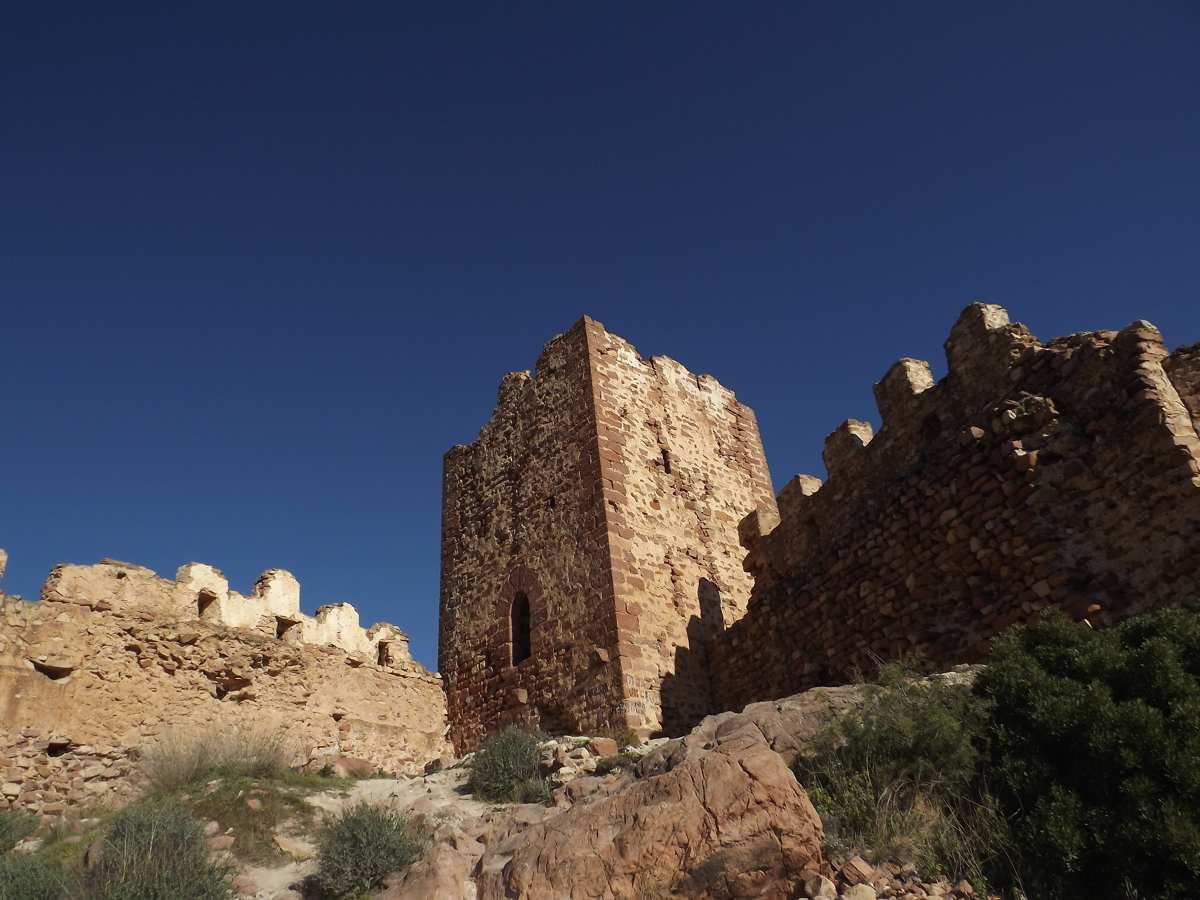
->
442, 304, 1200, 751
0, 556, 447, 816
439, 316, 775, 749
3, 300, 1197, 817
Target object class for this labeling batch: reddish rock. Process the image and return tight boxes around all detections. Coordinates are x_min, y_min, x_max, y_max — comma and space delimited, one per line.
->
476, 730, 824, 899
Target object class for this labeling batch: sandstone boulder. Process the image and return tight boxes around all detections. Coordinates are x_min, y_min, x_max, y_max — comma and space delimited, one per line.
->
476, 728, 824, 899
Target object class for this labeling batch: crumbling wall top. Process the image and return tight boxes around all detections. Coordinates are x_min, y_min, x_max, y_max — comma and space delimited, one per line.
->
38, 556, 414, 665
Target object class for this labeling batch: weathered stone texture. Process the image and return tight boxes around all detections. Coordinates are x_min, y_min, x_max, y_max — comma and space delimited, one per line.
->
440, 317, 773, 749
712, 305, 1200, 710
440, 319, 626, 751
0, 557, 448, 816
589, 328, 775, 734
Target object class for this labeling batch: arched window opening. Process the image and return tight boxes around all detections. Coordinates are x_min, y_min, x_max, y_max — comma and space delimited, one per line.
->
511, 592, 532, 665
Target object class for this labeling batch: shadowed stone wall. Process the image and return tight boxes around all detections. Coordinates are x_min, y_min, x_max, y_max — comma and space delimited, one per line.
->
709, 304, 1200, 711
439, 317, 773, 749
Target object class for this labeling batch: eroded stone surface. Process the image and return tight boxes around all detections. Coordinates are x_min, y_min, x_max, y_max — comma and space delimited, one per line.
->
713, 308, 1200, 710
0, 557, 449, 816
440, 316, 776, 750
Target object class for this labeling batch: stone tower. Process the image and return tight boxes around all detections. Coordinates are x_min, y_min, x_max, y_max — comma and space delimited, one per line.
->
439, 316, 775, 751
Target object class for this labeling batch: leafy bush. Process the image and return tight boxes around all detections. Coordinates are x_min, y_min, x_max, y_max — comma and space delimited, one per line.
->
0, 809, 37, 854
468, 727, 550, 802
978, 607, 1200, 899
793, 664, 1011, 890
142, 724, 293, 793
87, 799, 232, 900
0, 854, 69, 900
314, 803, 429, 897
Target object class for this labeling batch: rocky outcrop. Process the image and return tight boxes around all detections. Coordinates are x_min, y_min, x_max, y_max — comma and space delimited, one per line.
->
476, 728, 824, 899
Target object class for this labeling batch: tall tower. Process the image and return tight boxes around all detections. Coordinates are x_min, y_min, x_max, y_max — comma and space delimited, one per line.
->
439, 316, 775, 751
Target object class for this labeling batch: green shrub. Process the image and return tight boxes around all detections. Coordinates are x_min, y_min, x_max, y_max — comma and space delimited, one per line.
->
0, 809, 37, 854
0, 854, 69, 900
794, 664, 1011, 890
468, 727, 550, 802
87, 799, 232, 900
314, 803, 429, 897
977, 607, 1200, 899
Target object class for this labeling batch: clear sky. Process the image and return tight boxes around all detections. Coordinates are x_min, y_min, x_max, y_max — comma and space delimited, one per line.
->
3, 3, 1197, 670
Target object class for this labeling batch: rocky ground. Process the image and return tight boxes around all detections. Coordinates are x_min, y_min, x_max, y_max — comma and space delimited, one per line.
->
11, 672, 990, 899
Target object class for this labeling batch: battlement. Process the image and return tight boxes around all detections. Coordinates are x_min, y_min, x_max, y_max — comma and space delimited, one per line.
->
741, 303, 1200, 595
39, 557, 414, 666
713, 302, 1200, 712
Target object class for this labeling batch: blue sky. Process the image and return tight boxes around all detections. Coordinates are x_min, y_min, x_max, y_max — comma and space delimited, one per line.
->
3, 2, 1197, 669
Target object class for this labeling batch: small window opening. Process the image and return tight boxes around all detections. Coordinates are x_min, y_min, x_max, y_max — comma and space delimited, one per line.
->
197, 590, 218, 620
661, 449, 672, 474
275, 617, 297, 640
47, 740, 75, 758
548, 496, 557, 510
377, 641, 392, 666
511, 592, 532, 665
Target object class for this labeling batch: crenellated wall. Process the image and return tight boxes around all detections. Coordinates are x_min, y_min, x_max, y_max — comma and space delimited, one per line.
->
1, 555, 448, 817
43, 560, 413, 663
712, 304, 1200, 712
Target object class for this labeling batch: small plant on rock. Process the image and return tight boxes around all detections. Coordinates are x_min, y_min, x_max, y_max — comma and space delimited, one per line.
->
468, 727, 550, 803
314, 803, 429, 898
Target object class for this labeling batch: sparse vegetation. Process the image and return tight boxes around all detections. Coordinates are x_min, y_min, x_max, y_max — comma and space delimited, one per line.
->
314, 803, 430, 898
977, 607, 1200, 900
86, 799, 233, 900
794, 607, 1200, 899
0, 854, 70, 900
594, 749, 641, 776
468, 726, 551, 803
0, 810, 37, 854
595, 724, 643, 750
793, 662, 1010, 892
141, 723, 293, 793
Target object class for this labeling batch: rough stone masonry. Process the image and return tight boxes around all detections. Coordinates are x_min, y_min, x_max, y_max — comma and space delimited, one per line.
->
716, 304, 1200, 709
442, 304, 1200, 749
439, 316, 775, 750
0, 557, 449, 816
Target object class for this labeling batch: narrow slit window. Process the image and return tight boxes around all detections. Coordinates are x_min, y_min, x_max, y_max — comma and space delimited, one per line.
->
377, 641, 392, 666
511, 592, 532, 665
661, 449, 672, 474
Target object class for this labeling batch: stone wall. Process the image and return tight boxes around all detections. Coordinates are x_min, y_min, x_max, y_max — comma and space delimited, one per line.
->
440, 319, 627, 751
43, 559, 413, 662
711, 304, 1200, 711
0, 557, 449, 817
440, 316, 774, 749
587, 325, 775, 734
